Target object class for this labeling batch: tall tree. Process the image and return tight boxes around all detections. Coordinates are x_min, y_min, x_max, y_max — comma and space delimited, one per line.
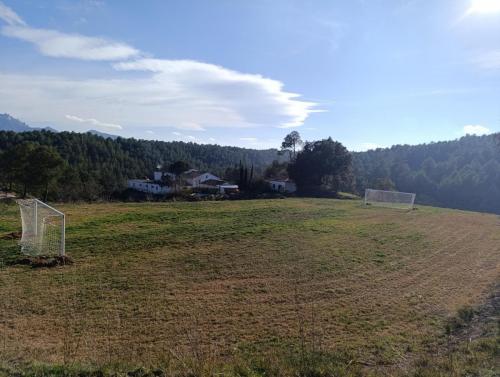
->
30, 145, 65, 200
288, 137, 352, 193
168, 160, 191, 176
5, 143, 64, 198
280, 131, 303, 160
167, 160, 191, 192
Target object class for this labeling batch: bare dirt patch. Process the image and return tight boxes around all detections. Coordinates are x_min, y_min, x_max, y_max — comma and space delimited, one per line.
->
0, 231, 21, 240
8, 255, 74, 268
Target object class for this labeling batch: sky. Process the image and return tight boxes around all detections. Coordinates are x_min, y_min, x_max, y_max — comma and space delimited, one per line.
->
0, 0, 499, 151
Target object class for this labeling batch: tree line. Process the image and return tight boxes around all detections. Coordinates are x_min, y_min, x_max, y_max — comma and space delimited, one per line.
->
352, 133, 500, 213
0, 130, 281, 200
2, 128, 499, 214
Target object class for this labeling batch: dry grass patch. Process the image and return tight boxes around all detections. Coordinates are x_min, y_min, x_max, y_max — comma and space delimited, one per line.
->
0, 199, 498, 375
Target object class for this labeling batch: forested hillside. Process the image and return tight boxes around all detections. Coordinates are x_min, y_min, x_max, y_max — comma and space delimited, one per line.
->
353, 133, 500, 213
0, 130, 279, 200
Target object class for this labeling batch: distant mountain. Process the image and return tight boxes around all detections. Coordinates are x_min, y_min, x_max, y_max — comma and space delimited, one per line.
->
0, 113, 120, 137
0, 113, 60, 133
0, 113, 32, 132
88, 129, 119, 140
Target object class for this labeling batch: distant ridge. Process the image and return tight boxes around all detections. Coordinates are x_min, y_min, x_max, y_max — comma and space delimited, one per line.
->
0, 113, 121, 138
87, 129, 119, 140
0, 113, 32, 132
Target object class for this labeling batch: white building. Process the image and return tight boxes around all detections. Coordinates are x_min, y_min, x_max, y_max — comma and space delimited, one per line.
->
127, 179, 172, 194
128, 169, 238, 194
191, 172, 224, 187
268, 179, 297, 193
180, 169, 200, 186
218, 184, 239, 194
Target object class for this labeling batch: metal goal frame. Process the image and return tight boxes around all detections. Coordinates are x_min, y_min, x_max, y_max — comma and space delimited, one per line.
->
17, 199, 65, 256
364, 188, 416, 210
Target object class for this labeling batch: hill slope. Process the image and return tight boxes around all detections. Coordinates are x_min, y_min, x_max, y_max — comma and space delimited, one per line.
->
0, 199, 498, 375
354, 133, 500, 213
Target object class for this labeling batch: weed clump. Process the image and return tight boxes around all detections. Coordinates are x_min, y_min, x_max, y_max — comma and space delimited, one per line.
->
0, 231, 21, 240
446, 306, 475, 335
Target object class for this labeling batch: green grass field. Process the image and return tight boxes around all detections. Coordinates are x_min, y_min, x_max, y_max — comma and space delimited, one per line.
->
0, 198, 498, 376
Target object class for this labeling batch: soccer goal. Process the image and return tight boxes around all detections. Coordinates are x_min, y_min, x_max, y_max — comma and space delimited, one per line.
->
364, 189, 416, 210
17, 199, 65, 256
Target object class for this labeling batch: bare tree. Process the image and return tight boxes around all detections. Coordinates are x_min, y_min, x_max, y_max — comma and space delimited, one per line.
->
280, 131, 303, 160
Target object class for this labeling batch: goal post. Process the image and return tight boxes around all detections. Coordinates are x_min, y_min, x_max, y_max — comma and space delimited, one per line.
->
364, 188, 416, 210
17, 199, 65, 257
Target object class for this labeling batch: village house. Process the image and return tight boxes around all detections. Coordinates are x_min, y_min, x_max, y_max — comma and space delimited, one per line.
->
268, 179, 297, 193
191, 172, 225, 188
127, 169, 238, 195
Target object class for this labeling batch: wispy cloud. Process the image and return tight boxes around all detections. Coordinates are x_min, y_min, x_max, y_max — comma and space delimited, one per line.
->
0, 1, 138, 61
0, 1, 25, 26
2, 25, 140, 61
65, 114, 122, 130
463, 124, 490, 135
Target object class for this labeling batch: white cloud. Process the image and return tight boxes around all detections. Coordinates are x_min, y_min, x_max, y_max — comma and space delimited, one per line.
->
113, 58, 318, 129
0, 61, 316, 132
0, 4, 317, 133
463, 124, 490, 135
0, 1, 25, 26
187, 135, 196, 141
145, 130, 154, 134
65, 114, 122, 130
2, 25, 140, 60
208, 137, 216, 142
172, 131, 182, 136
474, 51, 500, 70
239, 137, 258, 142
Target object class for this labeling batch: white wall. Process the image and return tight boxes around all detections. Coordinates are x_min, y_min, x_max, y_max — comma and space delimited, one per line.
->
128, 180, 171, 194
269, 180, 296, 193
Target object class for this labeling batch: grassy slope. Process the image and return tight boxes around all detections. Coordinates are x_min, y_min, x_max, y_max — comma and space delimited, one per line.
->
0, 199, 498, 376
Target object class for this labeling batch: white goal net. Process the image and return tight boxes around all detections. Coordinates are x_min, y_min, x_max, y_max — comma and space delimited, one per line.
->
17, 199, 65, 256
364, 189, 416, 210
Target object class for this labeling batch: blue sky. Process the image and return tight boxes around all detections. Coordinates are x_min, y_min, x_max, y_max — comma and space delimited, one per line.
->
0, 0, 499, 150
